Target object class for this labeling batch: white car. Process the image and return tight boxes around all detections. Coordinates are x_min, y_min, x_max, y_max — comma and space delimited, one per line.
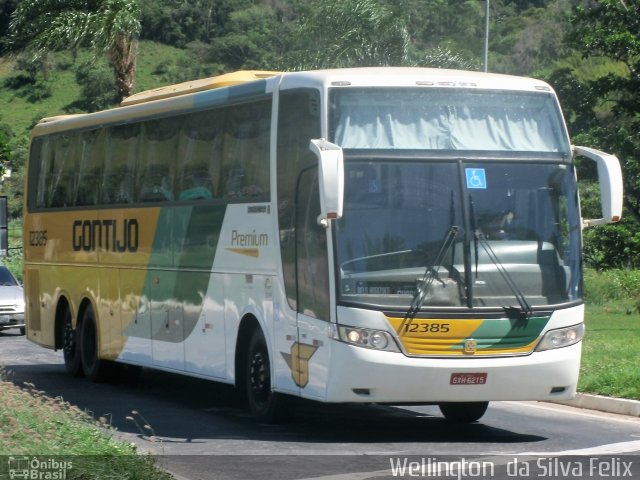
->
0, 265, 25, 335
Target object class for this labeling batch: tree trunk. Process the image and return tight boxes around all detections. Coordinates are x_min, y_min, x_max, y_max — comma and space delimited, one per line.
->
110, 36, 138, 103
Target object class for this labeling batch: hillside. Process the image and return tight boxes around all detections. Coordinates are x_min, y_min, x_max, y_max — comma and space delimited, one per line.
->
0, 41, 192, 138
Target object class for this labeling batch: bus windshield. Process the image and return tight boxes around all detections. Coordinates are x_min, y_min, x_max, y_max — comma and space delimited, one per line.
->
334, 160, 582, 310
330, 88, 570, 154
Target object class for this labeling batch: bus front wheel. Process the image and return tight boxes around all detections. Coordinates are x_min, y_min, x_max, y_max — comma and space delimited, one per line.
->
62, 307, 83, 377
438, 402, 489, 423
246, 329, 287, 423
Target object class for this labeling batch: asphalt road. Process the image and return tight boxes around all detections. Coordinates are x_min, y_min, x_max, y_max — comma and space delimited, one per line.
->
2, 329, 640, 480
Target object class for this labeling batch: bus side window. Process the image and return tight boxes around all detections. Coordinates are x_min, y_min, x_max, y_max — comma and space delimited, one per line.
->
28, 138, 49, 210
177, 111, 221, 201
221, 100, 270, 200
103, 125, 138, 205
137, 117, 178, 203
48, 134, 78, 207
75, 129, 104, 207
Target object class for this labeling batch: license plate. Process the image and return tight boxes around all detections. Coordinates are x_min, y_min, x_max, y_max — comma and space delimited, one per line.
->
450, 372, 487, 385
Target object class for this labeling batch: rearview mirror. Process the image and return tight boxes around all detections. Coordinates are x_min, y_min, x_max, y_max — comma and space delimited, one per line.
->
309, 139, 344, 227
573, 146, 623, 228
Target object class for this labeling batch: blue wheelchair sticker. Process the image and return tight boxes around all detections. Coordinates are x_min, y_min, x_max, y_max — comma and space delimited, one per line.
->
465, 168, 487, 189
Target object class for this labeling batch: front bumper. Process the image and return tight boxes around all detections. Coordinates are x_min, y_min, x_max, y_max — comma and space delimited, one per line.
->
324, 339, 581, 403
0, 313, 25, 331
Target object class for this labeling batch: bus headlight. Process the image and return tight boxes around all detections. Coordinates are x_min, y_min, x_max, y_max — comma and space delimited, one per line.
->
335, 325, 399, 352
535, 323, 585, 351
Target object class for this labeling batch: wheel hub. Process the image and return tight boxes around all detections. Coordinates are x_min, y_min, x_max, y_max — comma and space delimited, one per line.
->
249, 351, 268, 400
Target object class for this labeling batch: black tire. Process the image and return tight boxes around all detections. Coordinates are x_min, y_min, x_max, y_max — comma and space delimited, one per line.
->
438, 401, 489, 423
246, 329, 288, 423
19, 326, 25, 336
79, 307, 110, 382
62, 307, 83, 377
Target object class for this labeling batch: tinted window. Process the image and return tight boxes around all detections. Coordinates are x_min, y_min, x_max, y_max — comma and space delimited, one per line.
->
276, 89, 322, 312
137, 118, 179, 202
28, 97, 272, 210
102, 124, 139, 205
0, 266, 18, 286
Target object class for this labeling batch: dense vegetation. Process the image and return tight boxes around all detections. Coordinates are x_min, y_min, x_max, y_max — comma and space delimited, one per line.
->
0, 0, 637, 269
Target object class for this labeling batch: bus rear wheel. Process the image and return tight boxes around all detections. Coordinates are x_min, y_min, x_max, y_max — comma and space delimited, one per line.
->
438, 402, 489, 423
246, 329, 287, 423
62, 307, 83, 377
79, 307, 110, 382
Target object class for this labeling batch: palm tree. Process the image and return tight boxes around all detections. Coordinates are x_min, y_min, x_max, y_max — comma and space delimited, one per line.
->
9, 0, 141, 102
281, 0, 410, 70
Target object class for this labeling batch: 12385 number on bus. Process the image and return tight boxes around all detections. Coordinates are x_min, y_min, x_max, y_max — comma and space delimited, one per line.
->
29, 230, 47, 246
403, 322, 450, 333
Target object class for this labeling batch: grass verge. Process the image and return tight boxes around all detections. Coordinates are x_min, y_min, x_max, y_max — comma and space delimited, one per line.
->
579, 305, 640, 400
579, 269, 640, 400
0, 373, 171, 479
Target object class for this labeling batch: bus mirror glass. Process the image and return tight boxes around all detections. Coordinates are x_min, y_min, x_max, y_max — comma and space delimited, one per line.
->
573, 146, 624, 228
309, 139, 344, 226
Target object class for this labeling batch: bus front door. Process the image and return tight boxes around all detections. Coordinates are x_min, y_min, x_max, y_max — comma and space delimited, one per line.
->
293, 168, 331, 400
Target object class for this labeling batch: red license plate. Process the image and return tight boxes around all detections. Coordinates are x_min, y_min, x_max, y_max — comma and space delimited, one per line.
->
450, 372, 487, 385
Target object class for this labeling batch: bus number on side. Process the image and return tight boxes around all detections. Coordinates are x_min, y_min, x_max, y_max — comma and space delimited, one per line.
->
29, 230, 47, 247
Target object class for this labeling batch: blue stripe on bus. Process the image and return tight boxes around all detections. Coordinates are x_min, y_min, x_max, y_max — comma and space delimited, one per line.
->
229, 79, 268, 100
193, 80, 268, 109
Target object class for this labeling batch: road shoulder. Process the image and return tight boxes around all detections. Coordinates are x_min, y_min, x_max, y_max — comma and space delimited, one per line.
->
551, 393, 640, 417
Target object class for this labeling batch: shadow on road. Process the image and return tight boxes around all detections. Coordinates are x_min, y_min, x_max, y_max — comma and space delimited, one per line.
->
3, 361, 546, 447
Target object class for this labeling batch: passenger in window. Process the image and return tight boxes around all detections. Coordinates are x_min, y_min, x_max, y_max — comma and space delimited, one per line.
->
139, 165, 174, 202
225, 167, 264, 198
225, 166, 246, 198
179, 168, 213, 201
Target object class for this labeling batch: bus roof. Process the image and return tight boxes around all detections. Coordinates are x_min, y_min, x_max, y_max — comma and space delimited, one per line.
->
120, 70, 280, 106
31, 70, 281, 136
30, 68, 557, 137
276, 67, 555, 93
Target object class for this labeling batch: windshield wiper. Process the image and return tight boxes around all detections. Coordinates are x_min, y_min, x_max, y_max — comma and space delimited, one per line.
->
474, 231, 533, 320
467, 194, 532, 320
401, 226, 459, 329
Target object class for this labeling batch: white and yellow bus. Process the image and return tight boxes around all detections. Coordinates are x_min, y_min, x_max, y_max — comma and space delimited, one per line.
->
24, 68, 623, 423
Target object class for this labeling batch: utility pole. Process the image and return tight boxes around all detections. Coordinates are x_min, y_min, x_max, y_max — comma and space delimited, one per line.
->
484, 0, 490, 72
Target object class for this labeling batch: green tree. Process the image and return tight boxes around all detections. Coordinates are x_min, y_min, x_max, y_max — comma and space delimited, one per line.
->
549, 0, 640, 268
9, 0, 141, 102
0, 0, 19, 53
68, 60, 118, 112
282, 0, 410, 69
400, 0, 484, 66
206, 4, 282, 70
0, 121, 22, 219
0, 127, 10, 178
567, 0, 640, 221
